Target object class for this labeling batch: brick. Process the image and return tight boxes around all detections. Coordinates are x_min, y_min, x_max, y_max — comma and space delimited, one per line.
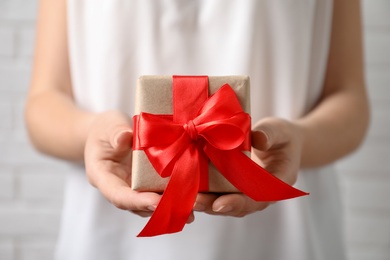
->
345, 213, 390, 248
17, 26, 36, 59
362, 0, 390, 28
18, 237, 57, 260
366, 65, 390, 103
0, 94, 30, 143
341, 169, 390, 181
364, 31, 390, 66
0, 0, 38, 22
0, 166, 15, 199
336, 140, 390, 172
368, 106, 390, 140
13, 98, 28, 129
342, 178, 390, 212
346, 217, 390, 260
0, 142, 63, 166
0, 59, 31, 71
1, 128, 18, 144
0, 66, 31, 93
10, 126, 31, 143
0, 206, 61, 236
10, 97, 30, 143
348, 249, 390, 260
18, 168, 65, 200
0, 27, 14, 57
0, 239, 14, 260
0, 102, 13, 129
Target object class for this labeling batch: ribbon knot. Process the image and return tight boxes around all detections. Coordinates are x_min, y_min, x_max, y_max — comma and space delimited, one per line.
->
184, 120, 198, 141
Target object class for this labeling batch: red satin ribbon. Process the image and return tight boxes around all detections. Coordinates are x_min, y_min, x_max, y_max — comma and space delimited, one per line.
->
133, 76, 308, 237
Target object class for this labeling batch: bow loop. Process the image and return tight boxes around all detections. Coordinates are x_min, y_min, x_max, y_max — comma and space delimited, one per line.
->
137, 113, 182, 147
194, 84, 245, 123
196, 112, 250, 150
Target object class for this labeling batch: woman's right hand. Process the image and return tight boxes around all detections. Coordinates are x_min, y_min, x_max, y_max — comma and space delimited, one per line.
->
84, 111, 164, 218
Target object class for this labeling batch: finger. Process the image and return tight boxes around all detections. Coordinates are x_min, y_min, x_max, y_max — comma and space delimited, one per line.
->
133, 204, 195, 224
252, 118, 290, 151
96, 170, 161, 212
111, 128, 133, 151
186, 211, 195, 224
133, 203, 195, 224
211, 194, 269, 217
193, 193, 219, 212
131, 210, 154, 218
251, 130, 270, 151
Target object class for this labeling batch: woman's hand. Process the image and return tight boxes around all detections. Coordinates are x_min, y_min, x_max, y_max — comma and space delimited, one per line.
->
194, 117, 303, 217
84, 110, 196, 222
84, 111, 159, 217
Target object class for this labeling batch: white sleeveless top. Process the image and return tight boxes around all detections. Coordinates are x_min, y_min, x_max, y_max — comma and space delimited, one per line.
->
58, 1, 345, 259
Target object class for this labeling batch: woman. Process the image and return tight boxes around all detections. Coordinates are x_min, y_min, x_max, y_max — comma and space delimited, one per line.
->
25, 0, 369, 259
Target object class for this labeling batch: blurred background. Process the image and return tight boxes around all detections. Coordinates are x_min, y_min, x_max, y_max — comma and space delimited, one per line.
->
0, 0, 389, 259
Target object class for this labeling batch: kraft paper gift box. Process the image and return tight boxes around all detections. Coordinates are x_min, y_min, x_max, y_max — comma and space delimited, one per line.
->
131, 75, 250, 193
132, 75, 308, 237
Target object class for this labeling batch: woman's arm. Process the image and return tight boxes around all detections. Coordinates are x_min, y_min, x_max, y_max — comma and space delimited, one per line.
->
296, 0, 369, 168
25, 0, 168, 221
253, 0, 369, 169
25, 0, 94, 161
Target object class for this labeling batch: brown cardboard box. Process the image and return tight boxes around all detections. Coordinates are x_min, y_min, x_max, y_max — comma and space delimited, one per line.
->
132, 75, 250, 192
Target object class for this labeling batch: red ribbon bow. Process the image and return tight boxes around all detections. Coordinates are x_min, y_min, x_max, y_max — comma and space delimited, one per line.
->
133, 76, 307, 237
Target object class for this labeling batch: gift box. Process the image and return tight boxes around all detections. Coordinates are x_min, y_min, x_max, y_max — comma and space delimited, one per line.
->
132, 75, 250, 193
131, 75, 307, 237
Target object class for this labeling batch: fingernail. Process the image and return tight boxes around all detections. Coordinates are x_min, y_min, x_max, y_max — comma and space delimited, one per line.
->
147, 205, 157, 211
114, 130, 132, 147
114, 131, 125, 147
213, 205, 233, 213
187, 214, 195, 224
193, 202, 205, 212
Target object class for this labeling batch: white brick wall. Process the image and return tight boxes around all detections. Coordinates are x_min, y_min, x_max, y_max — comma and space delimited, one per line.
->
0, 27, 14, 57
0, 1, 68, 259
0, 1, 389, 260
337, 1, 390, 260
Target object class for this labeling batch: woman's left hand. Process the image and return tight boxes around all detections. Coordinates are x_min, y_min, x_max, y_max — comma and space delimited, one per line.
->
194, 117, 303, 217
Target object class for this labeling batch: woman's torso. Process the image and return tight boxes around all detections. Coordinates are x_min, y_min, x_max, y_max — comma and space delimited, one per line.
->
56, 1, 345, 259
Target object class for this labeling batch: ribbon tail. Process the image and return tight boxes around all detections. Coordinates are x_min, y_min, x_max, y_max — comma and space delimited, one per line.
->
138, 146, 200, 237
205, 146, 308, 201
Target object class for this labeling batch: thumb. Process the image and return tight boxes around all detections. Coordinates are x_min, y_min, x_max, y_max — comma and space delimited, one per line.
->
252, 118, 290, 151
251, 130, 270, 151
111, 127, 133, 151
